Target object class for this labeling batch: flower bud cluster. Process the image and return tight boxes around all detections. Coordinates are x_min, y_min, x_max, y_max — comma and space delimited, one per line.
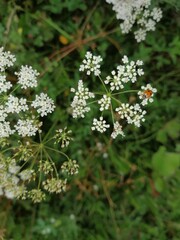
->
43, 178, 67, 193
54, 127, 73, 148
61, 159, 79, 175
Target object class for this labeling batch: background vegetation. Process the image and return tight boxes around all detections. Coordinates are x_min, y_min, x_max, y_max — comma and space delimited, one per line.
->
0, 0, 179, 239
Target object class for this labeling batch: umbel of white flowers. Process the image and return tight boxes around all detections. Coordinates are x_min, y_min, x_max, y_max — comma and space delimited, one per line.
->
71, 51, 157, 139
105, 0, 162, 42
0, 47, 79, 202
0, 47, 55, 138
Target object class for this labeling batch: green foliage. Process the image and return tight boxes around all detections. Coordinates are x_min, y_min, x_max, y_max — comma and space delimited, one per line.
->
0, 0, 180, 239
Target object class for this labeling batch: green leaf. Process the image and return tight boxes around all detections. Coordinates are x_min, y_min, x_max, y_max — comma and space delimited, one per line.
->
154, 177, 165, 192
152, 146, 180, 177
156, 118, 180, 143
165, 118, 180, 139
156, 129, 168, 144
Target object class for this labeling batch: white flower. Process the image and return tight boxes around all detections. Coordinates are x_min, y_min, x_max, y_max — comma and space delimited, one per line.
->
127, 104, 146, 127
0, 105, 7, 122
6, 95, 29, 113
5, 189, 16, 199
19, 169, 34, 181
31, 93, 55, 117
8, 160, 21, 174
0, 75, 12, 94
98, 95, 111, 111
0, 121, 14, 138
134, 28, 147, 42
105, 69, 124, 91
15, 65, 39, 89
115, 103, 134, 119
14, 119, 39, 137
79, 51, 103, 76
71, 80, 95, 118
91, 117, 110, 133
138, 83, 157, 105
105, 56, 144, 90
105, 0, 162, 42
151, 7, 162, 22
116, 103, 146, 127
122, 55, 129, 64
111, 121, 125, 139
0, 47, 16, 71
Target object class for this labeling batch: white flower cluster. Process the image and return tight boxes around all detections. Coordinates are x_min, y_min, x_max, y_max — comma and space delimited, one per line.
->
105, 0, 162, 42
71, 79, 95, 118
14, 119, 39, 137
79, 51, 103, 76
15, 65, 39, 89
138, 83, 157, 106
0, 75, 12, 94
111, 121, 125, 139
91, 117, 110, 133
105, 56, 144, 91
0, 47, 55, 138
98, 95, 111, 111
0, 47, 16, 71
31, 93, 55, 117
116, 103, 146, 127
71, 52, 157, 139
6, 95, 28, 113
0, 159, 33, 199
0, 48, 77, 203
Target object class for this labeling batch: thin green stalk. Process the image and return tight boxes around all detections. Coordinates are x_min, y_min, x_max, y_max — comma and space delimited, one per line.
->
31, 15, 72, 41
43, 148, 59, 178
45, 146, 70, 160
98, 75, 109, 94
110, 104, 115, 125
87, 100, 99, 105
10, 84, 20, 94
42, 121, 57, 143
111, 96, 122, 105
112, 90, 139, 96
37, 147, 43, 189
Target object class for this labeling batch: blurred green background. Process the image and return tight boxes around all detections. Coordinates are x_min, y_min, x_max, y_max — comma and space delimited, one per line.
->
0, 0, 180, 239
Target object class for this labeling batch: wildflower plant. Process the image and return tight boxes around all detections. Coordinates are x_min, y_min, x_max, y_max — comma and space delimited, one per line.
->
0, 47, 79, 203
105, 0, 162, 42
71, 51, 157, 138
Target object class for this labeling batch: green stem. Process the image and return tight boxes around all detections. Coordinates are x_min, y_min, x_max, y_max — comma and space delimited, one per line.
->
43, 148, 59, 179
10, 84, 20, 94
31, 15, 72, 41
110, 104, 115, 125
98, 75, 109, 94
87, 100, 99, 105
111, 96, 122, 105
44, 146, 70, 161
42, 120, 57, 143
112, 90, 139, 96
38, 147, 43, 189
94, 92, 104, 95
